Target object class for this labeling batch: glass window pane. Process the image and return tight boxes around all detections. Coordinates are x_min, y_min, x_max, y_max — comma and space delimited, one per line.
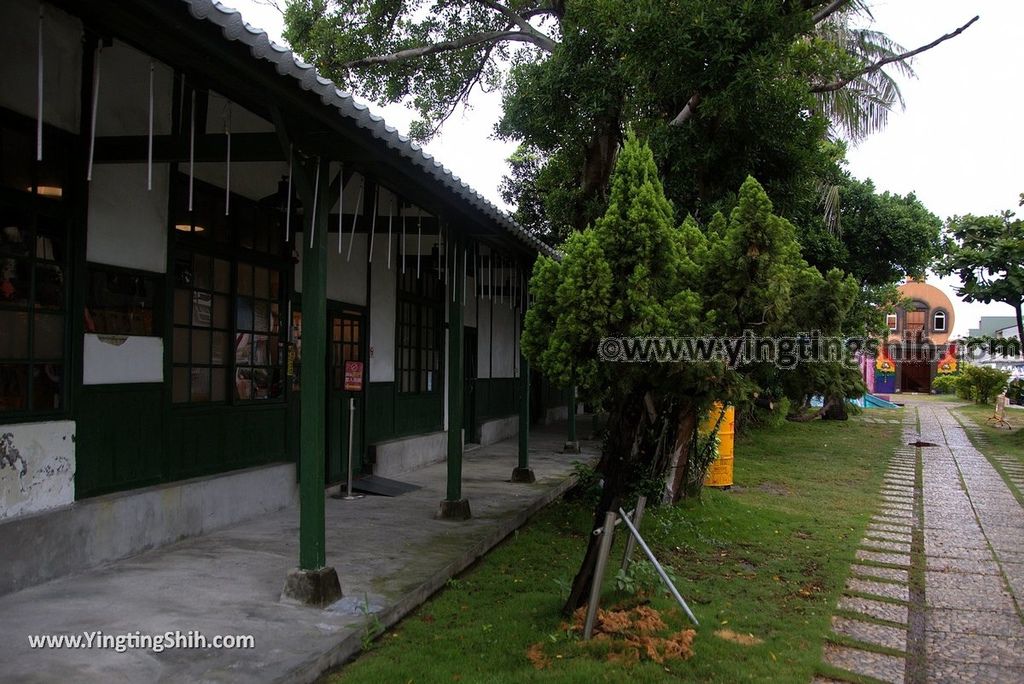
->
234, 367, 252, 400
270, 303, 280, 335
0, 256, 30, 305
172, 367, 189, 403
174, 289, 190, 325
32, 364, 61, 411
191, 330, 211, 365
0, 310, 29, 358
212, 332, 229, 366
254, 300, 270, 332
213, 294, 230, 330
253, 335, 269, 365
267, 367, 282, 399
213, 259, 230, 293
235, 296, 253, 330
269, 270, 280, 301
255, 267, 269, 299
34, 264, 64, 309
33, 313, 63, 359
173, 328, 190, 363
238, 264, 253, 296
211, 367, 226, 401
190, 367, 210, 402
174, 255, 193, 288
235, 333, 251, 365
192, 291, 212, 327
0, 364, 28, 412
193, 254, 211, 291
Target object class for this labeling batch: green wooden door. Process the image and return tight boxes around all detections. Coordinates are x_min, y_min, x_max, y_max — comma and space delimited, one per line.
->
326, 308, 366, 484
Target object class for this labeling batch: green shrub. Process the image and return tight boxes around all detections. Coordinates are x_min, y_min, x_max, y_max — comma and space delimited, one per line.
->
1007, 379, 1024, 406
932, 374, 959, 395
958, 365, 1011, 404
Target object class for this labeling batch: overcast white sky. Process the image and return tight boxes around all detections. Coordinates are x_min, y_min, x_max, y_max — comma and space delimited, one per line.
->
229, 0, 1020, 336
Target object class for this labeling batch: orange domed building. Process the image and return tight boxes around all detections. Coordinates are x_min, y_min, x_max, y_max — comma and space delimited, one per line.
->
871, 280, 956, 394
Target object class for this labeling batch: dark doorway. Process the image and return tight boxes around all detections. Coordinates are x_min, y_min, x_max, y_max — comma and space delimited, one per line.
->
900, 361, 932, 393
463, 327, 478, 444
326, 307, 366, 484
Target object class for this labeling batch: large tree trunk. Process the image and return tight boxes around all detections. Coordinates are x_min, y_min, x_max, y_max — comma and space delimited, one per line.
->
572, 110, 621, 231
821, 394, 849, 421
562, 387, 648, 615
665, 405, 697, 504
1015, 301, 1023, 347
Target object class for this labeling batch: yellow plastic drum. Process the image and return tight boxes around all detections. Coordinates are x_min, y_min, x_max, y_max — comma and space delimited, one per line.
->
702, 402, 735, 488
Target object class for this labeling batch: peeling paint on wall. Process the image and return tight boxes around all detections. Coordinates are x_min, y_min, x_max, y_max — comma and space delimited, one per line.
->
0, 421, 75, 521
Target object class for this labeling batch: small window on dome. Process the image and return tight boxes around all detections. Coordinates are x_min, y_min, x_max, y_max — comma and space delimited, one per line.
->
886, 313, 898, 331
933, 311, 946, 332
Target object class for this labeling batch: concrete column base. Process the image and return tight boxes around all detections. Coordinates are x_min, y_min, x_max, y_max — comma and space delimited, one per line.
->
563, 441, 581, 454
280, 567, 343, 608
511, 467, 536, 484
437, 498, 472, 520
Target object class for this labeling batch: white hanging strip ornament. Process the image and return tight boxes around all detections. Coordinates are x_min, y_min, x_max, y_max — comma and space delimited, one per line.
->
401, 210, 407, 275
346, 176, 363, 261
367, 185, 378, 263
416, 215, 422, 278
462, 247, 467, 306
87, 44, 103, 182
187, 89, 195, 208
510, 260, 514, 310
285, 144, 293, 242
387, 196, 393, 270
436, 224, 443, 281
36, 4, 43, 161
488, 249, 493, 302
309, 157, 321, 249
147, 60, 154, 190
224, 102, 231, 216
337, 164, 345, 253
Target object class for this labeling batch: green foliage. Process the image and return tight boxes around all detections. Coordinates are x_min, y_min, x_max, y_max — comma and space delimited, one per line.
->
937, 206, 1024, 342
1008, 379, 1024, 406
931, 374, 959, 396
614, 560, 677, 596
956, 365, 1011, 405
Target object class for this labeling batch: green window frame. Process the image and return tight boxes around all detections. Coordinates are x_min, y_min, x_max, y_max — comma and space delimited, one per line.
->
0, 112, 71, 419
396, 260, 441, 394
170, 174, 286, 404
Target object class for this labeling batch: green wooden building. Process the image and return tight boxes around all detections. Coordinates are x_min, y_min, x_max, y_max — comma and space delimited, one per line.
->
0, 0, 570, 597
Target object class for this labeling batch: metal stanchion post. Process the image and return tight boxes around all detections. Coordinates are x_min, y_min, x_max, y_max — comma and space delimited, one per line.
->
583, 510, 618, 640
342, 397, 364, 501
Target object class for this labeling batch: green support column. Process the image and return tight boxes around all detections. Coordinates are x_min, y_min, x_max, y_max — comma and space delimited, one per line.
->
281, 154, 342, 606
511, 350, 535, 483
440, 232, 470, 519
564, 371, 580, 453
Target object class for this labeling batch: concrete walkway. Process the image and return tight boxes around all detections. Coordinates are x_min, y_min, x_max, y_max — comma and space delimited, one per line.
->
0, 422, 598, 683
823, 399, 1024, 683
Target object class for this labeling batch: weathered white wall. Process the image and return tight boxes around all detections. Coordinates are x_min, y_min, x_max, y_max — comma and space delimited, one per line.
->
83, 334, 163, 385
294, 233, 368, 305
478, 299, 492, 379
0, 421, 75, 522
95, 40, 174, 137
87, 163, 169, 273
0, 1, 81, 133
491, 301, 518, 378
369, 242, 397, 382
191, 160, 288, 203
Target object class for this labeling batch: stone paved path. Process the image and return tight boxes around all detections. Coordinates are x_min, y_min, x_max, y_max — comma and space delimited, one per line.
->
821, 400, 1024, 683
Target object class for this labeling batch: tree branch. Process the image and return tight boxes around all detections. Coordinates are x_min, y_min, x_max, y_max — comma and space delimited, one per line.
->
812, 0, 851, 25
811, 16, 979, 94
344, 30, 548, 69
470, 0, 558, 52
668, 92, 702, 127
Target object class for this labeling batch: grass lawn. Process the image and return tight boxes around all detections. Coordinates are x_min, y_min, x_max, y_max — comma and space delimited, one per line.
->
326, 413, 903, 683
951, 401, 1024, 465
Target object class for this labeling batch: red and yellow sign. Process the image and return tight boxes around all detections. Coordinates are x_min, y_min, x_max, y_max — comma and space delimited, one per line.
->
344, 361, 364, 391
937, 344, 958, 374
875, 347, 895, 375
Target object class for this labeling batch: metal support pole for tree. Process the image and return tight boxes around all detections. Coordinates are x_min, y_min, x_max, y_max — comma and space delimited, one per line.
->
620, 495, 647, 573
583, 510, 618, 639
440, 232, 470, 519
565, 371, 580, 454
